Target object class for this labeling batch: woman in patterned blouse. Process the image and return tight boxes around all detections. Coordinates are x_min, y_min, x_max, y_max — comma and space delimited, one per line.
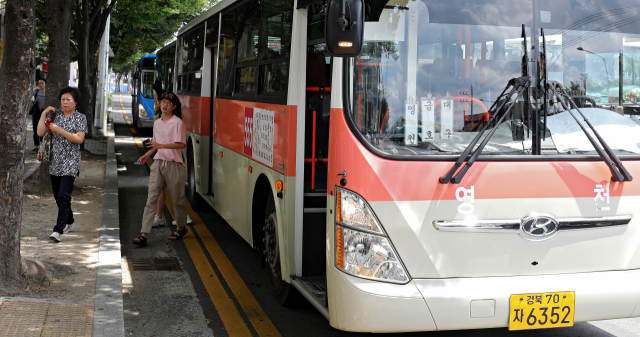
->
37, 87, 88, 242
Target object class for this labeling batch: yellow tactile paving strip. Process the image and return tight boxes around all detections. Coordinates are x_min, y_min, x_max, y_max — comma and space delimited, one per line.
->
0, 300, 93, 337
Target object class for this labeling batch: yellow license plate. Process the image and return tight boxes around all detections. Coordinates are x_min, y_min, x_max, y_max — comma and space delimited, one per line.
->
509, 291, 575, 331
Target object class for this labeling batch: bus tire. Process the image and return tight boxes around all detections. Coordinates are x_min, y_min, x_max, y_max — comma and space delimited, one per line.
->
186, 145, 204, 211
132, 101, 138, 127
263, 192, 299, 306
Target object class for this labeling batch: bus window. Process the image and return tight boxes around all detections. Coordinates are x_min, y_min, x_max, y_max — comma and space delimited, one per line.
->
261, 62, 289, 93
236, 0, 260, 65
178, 25, 205, 95
535, 0, 640, 155
141, 70, 155, 99
236, 66, 257, 93
232, 0, 293, 98
260, 0, 293, 60
347, 0, 533, 155
206, 16, 219, 48
218, 9, 238, 97
347, 0, 640, 157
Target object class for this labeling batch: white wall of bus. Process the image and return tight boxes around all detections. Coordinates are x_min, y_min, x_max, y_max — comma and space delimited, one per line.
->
175, 1, 311, 280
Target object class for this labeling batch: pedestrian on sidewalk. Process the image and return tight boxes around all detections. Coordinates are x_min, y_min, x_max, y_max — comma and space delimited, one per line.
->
133, 92, 188, 246
37, 87, 88, 243
30, 79, 46, 153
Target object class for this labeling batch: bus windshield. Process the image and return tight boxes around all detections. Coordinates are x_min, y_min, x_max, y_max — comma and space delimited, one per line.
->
141, 70, 156, 99
346, 0, 640, 156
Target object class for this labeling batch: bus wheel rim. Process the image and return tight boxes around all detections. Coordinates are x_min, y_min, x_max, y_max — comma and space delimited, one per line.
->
264, 213, 280, 279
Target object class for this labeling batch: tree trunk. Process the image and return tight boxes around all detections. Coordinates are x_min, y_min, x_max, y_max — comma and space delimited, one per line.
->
0, 0, 36, 286
89, 63, 99, 133
74, 0, 115, 138
116, 73, 122, 93
36, 0, 74, 185
44, 0, 74, 108
77, 23, 93, 137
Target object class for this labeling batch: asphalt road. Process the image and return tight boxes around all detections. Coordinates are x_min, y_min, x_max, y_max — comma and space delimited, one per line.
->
113, 94, 640, 337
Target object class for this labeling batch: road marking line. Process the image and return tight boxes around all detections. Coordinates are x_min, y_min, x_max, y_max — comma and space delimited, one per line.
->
130, 128, 136, 134
186, 206, 282, 337
134, 139, 143, 148
143, 160, 281, 336
163, 187, 253, 337
127, 121, 132, 125
125, 116, 129, 119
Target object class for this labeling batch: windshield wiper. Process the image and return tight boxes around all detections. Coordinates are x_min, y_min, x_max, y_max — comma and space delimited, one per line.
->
521, 24, 532, 139
547, 81, 632, 182
439, 76, 532, 184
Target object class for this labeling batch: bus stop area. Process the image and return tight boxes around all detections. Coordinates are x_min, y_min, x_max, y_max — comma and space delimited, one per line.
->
8, 0, 640, 335
2, 97, 640, 337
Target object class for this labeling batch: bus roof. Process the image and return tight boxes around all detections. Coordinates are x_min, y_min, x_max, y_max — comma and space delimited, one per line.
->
141, 53, 157, 59
156, 41, 175, 54
178, 0, 236, 36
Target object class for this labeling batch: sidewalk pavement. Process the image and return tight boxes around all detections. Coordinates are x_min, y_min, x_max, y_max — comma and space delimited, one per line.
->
2, 110, 124, 336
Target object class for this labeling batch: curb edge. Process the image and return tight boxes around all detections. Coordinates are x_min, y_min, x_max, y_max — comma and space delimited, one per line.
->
92, 128, 125, 337
23, 161, 41, 181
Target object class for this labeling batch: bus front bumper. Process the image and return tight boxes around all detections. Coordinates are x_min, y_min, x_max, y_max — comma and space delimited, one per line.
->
332, 268, 640, 332
137, 117, 154, 129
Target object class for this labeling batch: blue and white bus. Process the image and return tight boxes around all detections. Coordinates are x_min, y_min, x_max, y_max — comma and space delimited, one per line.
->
132, 54, 161, 128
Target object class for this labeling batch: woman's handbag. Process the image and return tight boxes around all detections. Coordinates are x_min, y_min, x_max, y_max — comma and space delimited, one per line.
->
28, 102, 39, 116
38, 119, 52, 162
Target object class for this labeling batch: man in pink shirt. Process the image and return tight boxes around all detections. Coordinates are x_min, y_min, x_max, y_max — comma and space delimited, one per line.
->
133, 92, 188, 246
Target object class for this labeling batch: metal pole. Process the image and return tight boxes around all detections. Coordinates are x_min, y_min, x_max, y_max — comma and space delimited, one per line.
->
620, 53, 623, 110
532, 2, 541, 154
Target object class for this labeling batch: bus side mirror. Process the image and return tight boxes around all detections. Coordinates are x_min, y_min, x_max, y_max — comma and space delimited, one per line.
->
325, 0, 364, 57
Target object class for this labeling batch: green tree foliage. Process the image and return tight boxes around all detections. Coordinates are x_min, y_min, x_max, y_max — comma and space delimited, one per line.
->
110, 0, 212, 75
34, 0, 49, 76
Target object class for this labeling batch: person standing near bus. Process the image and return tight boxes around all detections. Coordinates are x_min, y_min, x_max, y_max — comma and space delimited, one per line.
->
149, 79, 192, 228
133, 92, 188, 246
30, 79, 46, 153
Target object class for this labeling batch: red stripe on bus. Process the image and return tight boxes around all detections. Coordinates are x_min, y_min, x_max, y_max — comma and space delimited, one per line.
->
328, 108, 640, 201
213, 99, 297, 176
179, 95, 211, 136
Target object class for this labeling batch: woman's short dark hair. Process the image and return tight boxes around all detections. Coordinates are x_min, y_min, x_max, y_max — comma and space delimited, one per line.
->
58, 87, 81, 104
160, 91, 182, 119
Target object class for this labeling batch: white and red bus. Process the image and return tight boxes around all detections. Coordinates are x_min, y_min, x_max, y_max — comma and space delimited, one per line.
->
167, 0, 640, 332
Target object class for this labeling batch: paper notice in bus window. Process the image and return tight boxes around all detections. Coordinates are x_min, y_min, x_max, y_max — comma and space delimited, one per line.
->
244, 108, 254, 157
441, 98, 454, 140
421, 97, 435, 142
405, 102, 419, 146
252, 108, 275, 167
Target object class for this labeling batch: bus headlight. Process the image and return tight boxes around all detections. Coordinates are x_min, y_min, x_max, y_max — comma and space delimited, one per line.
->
335, 187, 410, 284
138, 104, 151, 119
336, 188, 383, 234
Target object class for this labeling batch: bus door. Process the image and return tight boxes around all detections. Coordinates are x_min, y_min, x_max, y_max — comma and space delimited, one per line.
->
132, 63, 139, 124
295, 6, 333, 306
206, 14, 220, 197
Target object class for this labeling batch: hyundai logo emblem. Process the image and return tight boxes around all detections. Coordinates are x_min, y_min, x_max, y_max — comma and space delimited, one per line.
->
519, 214, 559, 241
